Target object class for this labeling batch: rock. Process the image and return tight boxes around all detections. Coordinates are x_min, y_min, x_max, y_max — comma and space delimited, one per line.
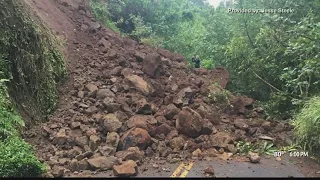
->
155, 116, 167, 124
210, 132, 234, 148
192, 148, 202, 157
96, 89, 115, 100
226, 144, 237, 154
203, 148, 218, 157
87, 156, 118, 170
166, 129, 178, 140
77, 91, 84, 98
115, 147, 145, 162
85, 84, 98, 97
70, 122, 81, 129
69, 159, 80, 172
67, 146, 83, 158
53, 128, 68, 145
204, 165, 215, 175
103, 132, 120, 156
119, 128, 151, 150
201, 119, 214, 135
145, 147, 154, 157
134, 98, 155, 115
113, 160, 138, 177
155, 123, 172, 136
75, 136, 89, 148
78, 159, 89, 170
125, 75, 153, 96
218, 152, 233, 161
75, 151, 93, 161
276, 157, 281, 161
84, 106, 98, 115
105, 103, 121, 113
248, 152, 261, 163
234, 119, 249, 131
126, 115, 150, 131
234, 129, 246, 141
51, 165, 65, 177
89, 135, 100, 151
173, 87, 193, 107
163, 104, 180, 120
231, 95, 254, 114
274, 123, 285, 133
101, 114, 122, 132
196, 105, 221, 125
102, 97, 115, 107
170, 136, 185, 151
176, 107, 203, 138
261, 121, 271, 132
142, 53, 163, 78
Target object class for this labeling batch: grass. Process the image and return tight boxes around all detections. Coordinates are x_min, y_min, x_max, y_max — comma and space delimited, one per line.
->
0, 84, 45, 177
292, 96, 320, 154
236, 140, 278, 156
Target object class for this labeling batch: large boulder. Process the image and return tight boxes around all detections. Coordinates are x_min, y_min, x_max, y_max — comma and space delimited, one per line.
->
119, 128, 152, 150
100, 114, 122, 132
173, 87, 194, 108
125, 75, 153, 96
100, 132, 120, 156
209, 132, 235, 148
96, 89, 115, 100
163, 104, 180, 120
87, 156, 118, 170
196, 104, 221, 125
115, 146, 145, 162
231, 95, 254, 114
113, 160, 138, 177
126, 115, 157, 132
142, 53, 163, 78
85, 83, 98, 97
176, 107, 203, 138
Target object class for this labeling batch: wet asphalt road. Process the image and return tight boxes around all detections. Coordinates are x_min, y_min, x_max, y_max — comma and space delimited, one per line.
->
94, 154, 320, 178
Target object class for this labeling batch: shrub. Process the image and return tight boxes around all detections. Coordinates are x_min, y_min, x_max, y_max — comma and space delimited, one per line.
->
0, 84, 45, 177
0, 137, 45, 177
292, 96, 320, 154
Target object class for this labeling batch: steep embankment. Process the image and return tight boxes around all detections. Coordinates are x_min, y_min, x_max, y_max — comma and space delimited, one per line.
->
22, 0, 294, 177
0, 0, 66, 177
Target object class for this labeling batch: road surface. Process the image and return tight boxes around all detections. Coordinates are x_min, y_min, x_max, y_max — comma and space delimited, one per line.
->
93, 154, 320, 178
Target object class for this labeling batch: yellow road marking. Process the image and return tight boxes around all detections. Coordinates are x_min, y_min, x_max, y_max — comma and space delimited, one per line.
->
180, 162, 194, 177
170, 163, 186, 177
170, 162, 194, 178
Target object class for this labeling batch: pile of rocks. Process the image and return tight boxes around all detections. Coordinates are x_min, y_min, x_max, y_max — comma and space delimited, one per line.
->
28, 1, 295, 177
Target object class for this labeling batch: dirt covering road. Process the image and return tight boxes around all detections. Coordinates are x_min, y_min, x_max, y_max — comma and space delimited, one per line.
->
21, 0, 320, 178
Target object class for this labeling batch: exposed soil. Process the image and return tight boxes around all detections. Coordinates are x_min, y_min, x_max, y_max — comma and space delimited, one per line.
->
20, 0, 319, 177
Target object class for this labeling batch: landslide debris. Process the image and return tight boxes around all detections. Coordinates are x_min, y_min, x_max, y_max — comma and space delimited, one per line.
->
23, 0, 294, 177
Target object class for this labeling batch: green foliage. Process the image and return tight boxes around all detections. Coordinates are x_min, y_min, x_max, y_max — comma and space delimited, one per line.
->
292, 96, 320, 154
236, 141, 260, 155
279, 143, 301, 153
0, 85, 45, 177
0, 0, 66, 118
236, 140, 278, 156
89, 0, 120, 32
0, 136, 45, 177
259, 141, 277, 155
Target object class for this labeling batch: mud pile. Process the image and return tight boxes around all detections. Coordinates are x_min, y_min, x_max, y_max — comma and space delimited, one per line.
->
23, 0, 294, 177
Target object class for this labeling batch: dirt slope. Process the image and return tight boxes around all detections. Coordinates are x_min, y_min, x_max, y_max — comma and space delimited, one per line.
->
22, 0, 295, 177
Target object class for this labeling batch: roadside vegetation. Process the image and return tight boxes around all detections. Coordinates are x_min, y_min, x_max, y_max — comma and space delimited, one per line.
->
89, 0, 320, 155
0, 0, 66, 176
